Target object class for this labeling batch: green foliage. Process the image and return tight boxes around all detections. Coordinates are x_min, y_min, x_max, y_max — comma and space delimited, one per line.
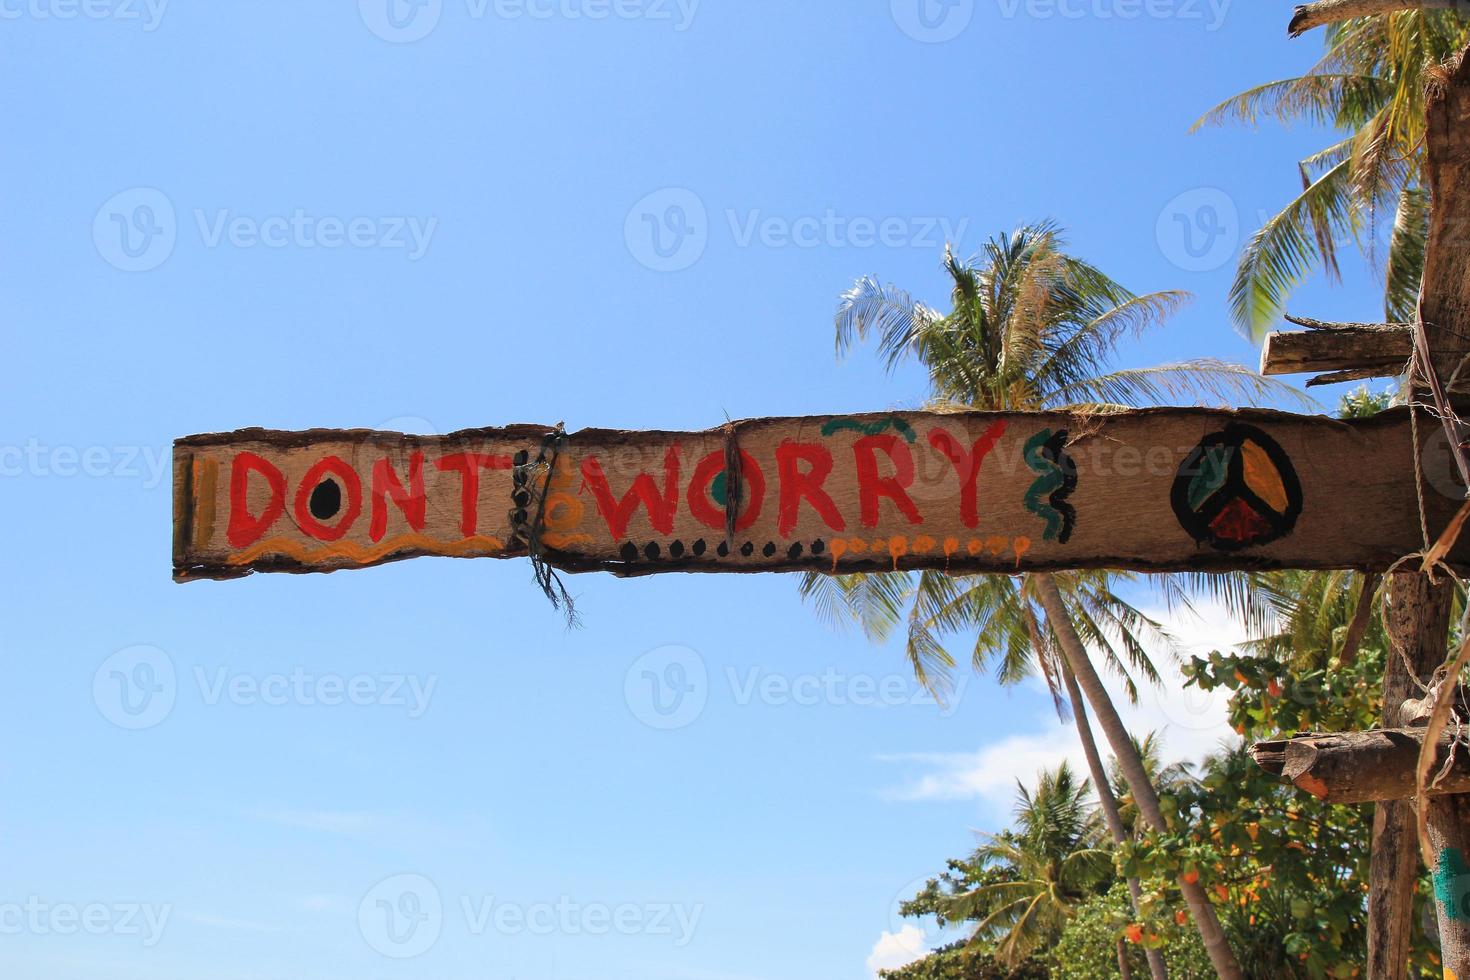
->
878, 943, 1049, 980
1196, 13, 1470, 335
1051, 883, 1213, 980
1112, 640, 1444, 978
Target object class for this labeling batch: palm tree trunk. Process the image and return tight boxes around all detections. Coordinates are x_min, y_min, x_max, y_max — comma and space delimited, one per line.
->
1117, 938, 1135, 980
1062, 664, 1169, 980
1033, 571, 1243, 980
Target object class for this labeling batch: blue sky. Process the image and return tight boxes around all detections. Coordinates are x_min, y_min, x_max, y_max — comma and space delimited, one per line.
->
2, 3, 1394, 978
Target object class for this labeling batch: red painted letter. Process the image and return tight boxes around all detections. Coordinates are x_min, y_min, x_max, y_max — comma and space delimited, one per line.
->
227, 452, 287, 548
370, 452, 427, 542
776, 441, 845, 536
581, 445, 681, 540
293, 456, 363, 542
929, 421, 1008, 528
687, 449, 766, 532
853, 435, 922, 528
436, 452, 513, 537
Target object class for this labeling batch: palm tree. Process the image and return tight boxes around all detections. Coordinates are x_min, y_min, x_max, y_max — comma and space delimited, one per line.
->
934, 762, 1112, 965
807, 223, 1304, 978
1193, 11, 1470, 335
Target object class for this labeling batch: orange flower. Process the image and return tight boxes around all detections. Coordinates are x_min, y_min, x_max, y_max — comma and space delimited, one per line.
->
1124, 924, 1144, 944
1183, 869, 1200, 885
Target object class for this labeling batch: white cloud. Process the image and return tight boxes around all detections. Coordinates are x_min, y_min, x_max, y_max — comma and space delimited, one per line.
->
879, 600, 1245, 816
867, 926, 928, 977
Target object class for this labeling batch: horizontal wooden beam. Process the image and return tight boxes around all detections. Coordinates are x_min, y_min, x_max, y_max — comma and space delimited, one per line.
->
171, 406, 1470, 582
1251, 728, 1470, 804
1260, 323, 1412, 380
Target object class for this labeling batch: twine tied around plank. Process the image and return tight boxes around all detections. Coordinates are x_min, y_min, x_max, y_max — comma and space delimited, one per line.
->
514, 423, 579, 628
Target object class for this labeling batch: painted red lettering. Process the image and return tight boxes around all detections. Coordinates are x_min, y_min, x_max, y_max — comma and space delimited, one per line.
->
581, 445, 682, 539
776, 441, 845, 536
687, 449, 766, 532
436, 452, 513, 537
853, 435, 922, 528
293, 456, 363, 542
370, 452, 427, 542
929, 421, 1008, 528
227, 452, 287, 548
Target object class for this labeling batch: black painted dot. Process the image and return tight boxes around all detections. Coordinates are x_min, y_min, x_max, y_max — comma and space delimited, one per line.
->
644, 542, 661, 560
741, 542, 755, 557
308, 479, 341, 521
762, 542, 777, 558
788, 542, 803, 559
512, 490, 532, 508
717, 542, 730, 557
669, 541, 685, 558
513, 510, 529, 526
620, 542, 638, 562
514, 450, 531, 466
812, 540, 825, 555
692, 539, 707, 556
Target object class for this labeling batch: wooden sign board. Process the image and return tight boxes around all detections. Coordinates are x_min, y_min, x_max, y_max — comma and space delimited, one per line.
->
172, 407, 1467, 583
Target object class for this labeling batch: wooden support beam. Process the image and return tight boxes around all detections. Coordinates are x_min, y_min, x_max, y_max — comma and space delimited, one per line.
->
1370, 44, 1470, 975
170, 407, 1470, 583
1259, 323, 1411, 380
1371, 571, 1456, 979
1288, 0, 1462, 38
1250, 728, 1470, 804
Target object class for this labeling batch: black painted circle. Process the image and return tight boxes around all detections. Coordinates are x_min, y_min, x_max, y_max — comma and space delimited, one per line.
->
308, 479, 342, 521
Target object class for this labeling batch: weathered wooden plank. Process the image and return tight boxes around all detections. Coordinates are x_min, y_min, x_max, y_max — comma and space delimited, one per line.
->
1251, 728, 1470, 804
172, 406, 1469, 582
1259, 325, 1412, 378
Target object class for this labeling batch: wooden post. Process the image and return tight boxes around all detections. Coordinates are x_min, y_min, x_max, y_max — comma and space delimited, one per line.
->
1370, 572, 1453, 978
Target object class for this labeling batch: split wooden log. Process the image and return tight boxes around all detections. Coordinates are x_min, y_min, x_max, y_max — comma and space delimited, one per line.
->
1250, 728, 1470, 804
1288, 0, 1464, 38
1259, 322, 1412, 382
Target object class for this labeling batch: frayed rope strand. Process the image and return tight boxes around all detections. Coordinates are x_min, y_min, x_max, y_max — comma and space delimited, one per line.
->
514, 424, 580, 629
